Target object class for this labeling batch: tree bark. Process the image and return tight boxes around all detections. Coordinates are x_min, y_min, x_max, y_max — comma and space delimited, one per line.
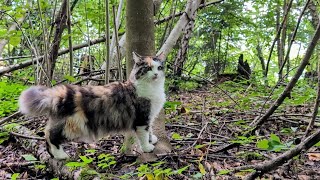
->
158, 0, 203, 57
47, 0, 68, 82
173, 8, 196, 77
256, 44, 267, 80
126, 0, 155, 77
307, 0, 319, 29
125, 0, 172, 161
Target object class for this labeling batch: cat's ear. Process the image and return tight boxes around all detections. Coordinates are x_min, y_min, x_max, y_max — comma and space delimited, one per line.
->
132, 51, 142, 63
156, 52, 166, 62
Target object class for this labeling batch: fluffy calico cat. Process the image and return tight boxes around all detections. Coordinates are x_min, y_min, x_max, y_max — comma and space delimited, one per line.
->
19, 52, 166, 160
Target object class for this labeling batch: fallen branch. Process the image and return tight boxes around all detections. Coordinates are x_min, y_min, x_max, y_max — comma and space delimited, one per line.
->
234, 128, 320, 180
0, 111, 21, 126
10, 131, 45, 140
7, 124, 86, 179
0, 37, 108, 76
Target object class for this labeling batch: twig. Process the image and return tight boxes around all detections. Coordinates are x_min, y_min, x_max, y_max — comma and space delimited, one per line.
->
0, 162, 35, 169
154, 0, 224, 25
304, 56, 320, 138
0, 111, 21, 126
10, 131, 45, 140
105, 0, 110, 84
183, 122, 209, 152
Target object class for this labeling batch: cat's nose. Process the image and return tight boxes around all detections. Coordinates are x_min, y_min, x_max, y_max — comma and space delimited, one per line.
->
154, 73, 158, 76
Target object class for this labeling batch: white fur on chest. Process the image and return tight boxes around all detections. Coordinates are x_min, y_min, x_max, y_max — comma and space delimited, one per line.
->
135, 80, 166, 123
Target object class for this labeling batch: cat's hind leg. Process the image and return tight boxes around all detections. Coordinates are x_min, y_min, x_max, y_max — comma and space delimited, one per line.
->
135, 126, 154, 153
45, 122, 69, 160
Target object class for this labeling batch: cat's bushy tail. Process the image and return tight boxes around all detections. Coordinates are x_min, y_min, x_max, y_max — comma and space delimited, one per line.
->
19, 86, 53, 116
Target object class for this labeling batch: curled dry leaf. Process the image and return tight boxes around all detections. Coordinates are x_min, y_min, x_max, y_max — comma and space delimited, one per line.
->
307, 153, 320, 161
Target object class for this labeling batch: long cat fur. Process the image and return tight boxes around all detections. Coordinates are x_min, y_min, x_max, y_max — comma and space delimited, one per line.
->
19, 52, 166, 159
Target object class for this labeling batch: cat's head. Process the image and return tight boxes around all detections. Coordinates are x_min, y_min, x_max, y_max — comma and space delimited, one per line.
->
129, 52, 166, 83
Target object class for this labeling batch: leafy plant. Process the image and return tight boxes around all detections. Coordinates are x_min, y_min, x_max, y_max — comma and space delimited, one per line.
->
171, 132, 183, 140
257, 134, 293, 152
0, 131, 9, 144
66, 155, 93, 168
97, 153, 116, 169
11, 173, 20, 180
164, 101, 182, 111
0, 81, 26, 117
229, 135, 256, 145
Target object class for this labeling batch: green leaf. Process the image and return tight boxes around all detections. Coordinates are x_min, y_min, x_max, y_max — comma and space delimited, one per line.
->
151, 161, 165, 167
195, 144, 207, 149
0, 131, 9, 144
240, 169, 256, 172
171, 133, 183, 140
11, 173, 20, 180
9, 36, 21, 46
65, 161, 86, 168
217, 169, 231, 175
63, 75, 76, 82
85, 149, 97, 153
198, 163, 206, 174
79, 156, 93, 164
257, 139, 269, 149
270, 134, 281, 143
175, 165, 190, 174
192, 172, 203, 178
22, 154, 37, 161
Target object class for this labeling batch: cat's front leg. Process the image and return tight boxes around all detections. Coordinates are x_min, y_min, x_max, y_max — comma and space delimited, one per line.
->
135, 126, 154, 153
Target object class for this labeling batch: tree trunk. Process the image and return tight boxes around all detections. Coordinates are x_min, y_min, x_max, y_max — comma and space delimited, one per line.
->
126, 0, 155, 77
47, 0, 68, 83
307, 0, 319, 29
173, 11, 196, 77
125, 0, 172, 161
256, 44, 267, 80
278, 0, 288, 82
276, 3, 283, 80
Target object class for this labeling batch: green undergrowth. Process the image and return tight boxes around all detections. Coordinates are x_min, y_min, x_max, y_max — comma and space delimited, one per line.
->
0, 79, 27, 117
165, 77, 201, 92
213, 79, 317, 111
63, 150, 190, 179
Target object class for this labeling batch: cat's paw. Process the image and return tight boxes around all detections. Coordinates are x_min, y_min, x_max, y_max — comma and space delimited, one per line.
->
150, 134, 158, 144
52, 150, 70, 160
141, 143, 155, 153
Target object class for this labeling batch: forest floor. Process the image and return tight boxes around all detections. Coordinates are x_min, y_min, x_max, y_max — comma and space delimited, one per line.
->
0, 80, 320, 179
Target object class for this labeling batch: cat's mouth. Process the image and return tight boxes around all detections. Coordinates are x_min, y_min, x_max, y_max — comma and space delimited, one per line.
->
152, 76, 158, 80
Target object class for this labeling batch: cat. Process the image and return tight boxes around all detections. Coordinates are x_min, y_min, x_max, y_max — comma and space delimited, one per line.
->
18, 52, 166, 160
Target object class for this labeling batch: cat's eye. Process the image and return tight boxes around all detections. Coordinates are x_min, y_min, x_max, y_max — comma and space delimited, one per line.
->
158, 66, 163, 70
147, 67, 152, 71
